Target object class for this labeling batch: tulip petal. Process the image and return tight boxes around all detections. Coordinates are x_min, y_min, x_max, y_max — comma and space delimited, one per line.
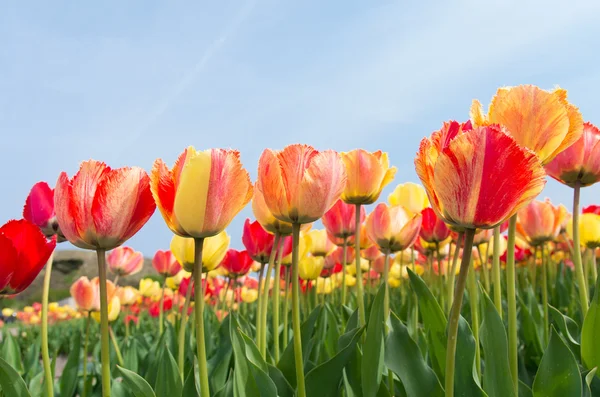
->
71, 160, 110, 242
257, 149, 288, 221
546, 88, 584, 160
23, 182, 54, 228
0, 234, 17, 293
55, 172, 94, 249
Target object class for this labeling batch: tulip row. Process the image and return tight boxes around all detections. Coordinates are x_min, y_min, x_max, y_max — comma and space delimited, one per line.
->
2, 84, 600, 396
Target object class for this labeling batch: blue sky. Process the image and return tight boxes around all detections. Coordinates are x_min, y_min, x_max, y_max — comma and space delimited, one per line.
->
2, 0, 600, 255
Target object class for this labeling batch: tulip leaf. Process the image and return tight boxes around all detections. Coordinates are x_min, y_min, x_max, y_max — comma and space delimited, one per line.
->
362, 285, 386, 397
584, 368, 598, 397
454, 316, 486, 396
0, 356, 31, 397
407, 268, 447, 380
0, 331, 24, 375
117, 365, 156, 397
59, 331, 81, 397
123, 338, 140, 373
518, 381, 533, 397
154, 347, 182, 397
305, 325, 364, 397
385, 312, 444, 397
582, 276, 600, 371
268, 365, 294, 397
183, 364, 199, 397
480, 288, 515, 397
532, 327, 582, 397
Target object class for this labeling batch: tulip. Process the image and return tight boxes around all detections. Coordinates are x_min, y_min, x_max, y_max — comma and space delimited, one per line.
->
0, 220, 56, 296
91, 296, 121, 323
251, 188, 295, 236
256, 144, 346, 396
584, 205, 600, 215
361, 245, 381, 262
242, 219, 277, 263
517, 199, 568, 246
415, 122, 546, 397
107, 246, 144, 280
170, 232, 230, 273
299, 256, 325, 281
116, 286, 139, 306
568, 213, 600, 249
241, 287, 258, 303
366, 204, 422, 254
152, 250, 181, 277
70, 277, 95, 311
139, 278, 161, 298
306, 229, 336, 257
322, 199, 365, 239
420, 208, 450, 243
220, 249, 254, 277
388, 182, 430, 216
23, 181, 65, 241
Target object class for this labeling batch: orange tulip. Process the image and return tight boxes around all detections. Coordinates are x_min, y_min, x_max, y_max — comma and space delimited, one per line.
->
70, 276, 94, 311
415, 122, 546, 230
517, 199, 568, 246
340, 149, 396, 205
545, 122, 600, 187
256, 144, 346, 224
471, 85, 583, 164
107, 246, 144, 277
251, 188, 295, 236
151, 147, 253, 238
366, 203, 422, 253
54, 160, 156, 250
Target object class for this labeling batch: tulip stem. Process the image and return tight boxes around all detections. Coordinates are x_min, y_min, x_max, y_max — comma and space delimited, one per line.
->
354, 204, 366, 328
383, 250, 394, 394
283, 266, 290, 348
436, 242, 445, 313
341, 239, 348, 306
261, 234, 280, 358
466, 253, 481, 379
109, 327, 124, 366
96, 249, 111, 397
178, 274, 195, 380
506, 215, 519, 396
291, 223, 307, 397
193, 238, 210, 397
273, 239, 284, 363
159, 277, 166, 336
82, 315, 91, 397
445, 228, 475, 397
492, 226, 503, 318
256, 263, 266, 349
572, 181, 589, 316
41, 251, 55, 397
541, 244, 549, 346
447, 233, 463, 314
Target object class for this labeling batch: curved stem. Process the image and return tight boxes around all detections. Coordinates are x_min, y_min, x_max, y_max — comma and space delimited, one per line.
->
97, 249, 111, 397
41, 252, 55, 397
445, 228, 475, 397
383, 250, 394, 394
109, 327, 124, 366
256, 263, 266, 348
82, 315, 91, 397
291, 223, 306, 397
411, 247, 419, 336
478, 244, 490, 293
283, 266, 290, 348
193, 238, 210, 397
178, 274, 194, 380
447, 233, 463, 314
436, 242, 445, 312
261, 234, 280, 358
492, 226, 502, 318
506, 215, 519, 396
541, 244, 549, 346
273, 240, 284, 363
572, 181, 589, 316
467, 253, 481, 379
342, 239, 348, 306
354, 204, 366, 327
159, 277, 166, 336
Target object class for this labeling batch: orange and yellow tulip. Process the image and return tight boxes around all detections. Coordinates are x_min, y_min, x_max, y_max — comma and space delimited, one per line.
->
366, 203, 422, 253
516, 199, 568, 246
388, 182, 429, 216
340, 149, 396, 205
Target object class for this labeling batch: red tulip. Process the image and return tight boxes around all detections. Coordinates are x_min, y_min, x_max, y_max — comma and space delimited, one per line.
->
420, 208, 450, 243
152, 249, 181, 277
320, 263, 343, 278
361, 245, 381, 262
220, 249, 254, 277
23, 181, 65, 241
242, 219, 292, 263
0, 220, 56, 295
324, 246, 355, 269
322, 199, 366, 239
54, 160, 156, 250
584, 205, 600, 215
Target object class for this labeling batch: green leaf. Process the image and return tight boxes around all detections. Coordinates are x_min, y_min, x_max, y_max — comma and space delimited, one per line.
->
0, 356, 31, 397
154, 348, 182, 397
117, 366, 156, 397
24, 340, 40, 382
277, 305, 322, 388
582, 276, 600, 370
584, 368, 598, 397
0, 332, 24, 374
362, 285, 386, 397
59, 332, 81, 397
112, 379, 133, 397
385, 312, 444, 397
305, 326, 364, 397
407, 269, 447, 380
267, 365, 294, 397
532, 328, 582, 397
480, 288, 515, 397
214, 379, 234, 397
123, 338, 140, 373
454, 316, 486, 396
182, 365, 198, 397
518, 381, 533, 397
208, 316, 233, 393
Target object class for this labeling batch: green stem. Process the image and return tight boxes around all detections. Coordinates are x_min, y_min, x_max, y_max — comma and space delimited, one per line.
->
354, 204, 366, 327
445, 228, 475, 397
283, 266, 290, 348
467, 253, 481, 379
261, 234, 280, 358
411, 247, 419, 337
572, 181, 589, 316
97, 249, 111, 397
506, 215, 519, 396
159, 277, 166, 336
447, 233, 463, 314
291, 223, 306, 397
593, 249, 598, 287
178, 274, 194, 380
41, 252, 55, 397
220, 277, 231, 317
193, 238, 210, 397
541, 244, 549, 346
436, 242, 445, 313
478, 244, 490, 293
82, 315, 91, 397
382, 250, 394, 394
256, 263, 266, 348
109, 327, 124, 367
492, 226, 503, 318
273, 239, 284, 363
342, 239, 348, 306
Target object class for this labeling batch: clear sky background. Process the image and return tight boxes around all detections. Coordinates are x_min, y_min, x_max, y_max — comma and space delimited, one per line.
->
2, 0, 600, 255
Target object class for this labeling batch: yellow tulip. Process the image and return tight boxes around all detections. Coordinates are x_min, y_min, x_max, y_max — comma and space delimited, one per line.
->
568, 213, 600, 248
24, 306, 34, 313
299, 256, 325, 280
389, 277, 401, 288
388, 182, 430, 216
171, 231, 230, 272
345, 274, 357, 287
166, 270, 190, 290
241, 287, 258, 303
401, 264, 425, 279
139, 278, 161, 297
316, 277, 333, 294
306, 229, 336, 257
341, 149, 397, 205
389, 264, 402, 279
2, 308, 14, 317
281, 232, 311, 266
92, 296, 121, 323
